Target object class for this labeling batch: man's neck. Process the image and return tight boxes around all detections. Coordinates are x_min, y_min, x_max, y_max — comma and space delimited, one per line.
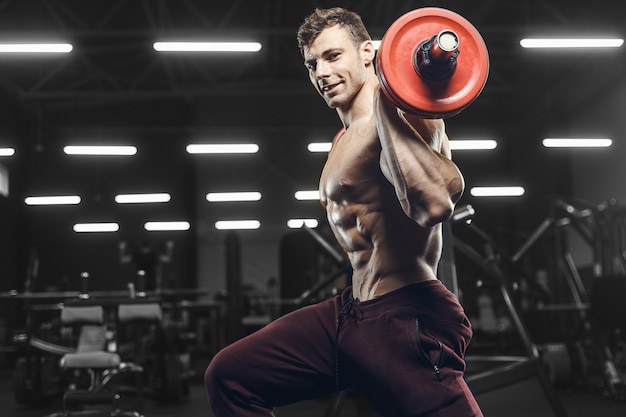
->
338, 73, 378, 128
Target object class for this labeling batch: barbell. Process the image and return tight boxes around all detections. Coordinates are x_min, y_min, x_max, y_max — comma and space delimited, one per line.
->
377, 7, 489, 118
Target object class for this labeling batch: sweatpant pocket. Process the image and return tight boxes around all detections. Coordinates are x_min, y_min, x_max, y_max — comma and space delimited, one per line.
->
413, 317, 444, 381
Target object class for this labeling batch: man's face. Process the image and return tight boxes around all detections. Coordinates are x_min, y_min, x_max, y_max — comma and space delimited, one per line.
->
303, 25, 371, 109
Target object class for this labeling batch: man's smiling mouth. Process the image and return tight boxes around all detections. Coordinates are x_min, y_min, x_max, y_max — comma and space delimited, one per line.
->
321, 83, 339, 94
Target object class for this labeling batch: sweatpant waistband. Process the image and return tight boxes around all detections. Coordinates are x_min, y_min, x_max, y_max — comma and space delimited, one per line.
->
341, 279, 456, 316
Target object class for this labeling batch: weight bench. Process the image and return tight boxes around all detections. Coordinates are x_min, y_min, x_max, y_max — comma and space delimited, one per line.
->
47, 304, 144, 417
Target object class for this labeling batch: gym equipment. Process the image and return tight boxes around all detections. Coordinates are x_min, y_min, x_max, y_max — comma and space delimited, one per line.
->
7, 268, 203, 409
377, 7, 489, 118
46, 301, 144, 417
441, 206, 568, 417
13, 352, 62, 405
513, 199, 626, 399
117, 299, 190, 403
11, 303, 66, 405
539, 343, 574, 388
0, 288, 207, 302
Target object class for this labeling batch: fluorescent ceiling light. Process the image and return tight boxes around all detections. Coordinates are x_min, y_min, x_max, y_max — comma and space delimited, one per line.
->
207, 192, 262, 202
153, 41, 262, 52
215, 220, 261, 230
295, 190, 320, 201
287, 218, 319, 229
64, 145, 137, 156
520, 38, 623, 48
73, 223, 119, 233
25, 195, 81, 205
450, 140, 497, 150
0, 43, 73, 53
144, 221, 190, 231
0, 148, 15, 156
186, 144, 259, 154
115, 193, 171, 204
307, 142, 332, 153
470, 186, 525, 197
542, 138, 612, 148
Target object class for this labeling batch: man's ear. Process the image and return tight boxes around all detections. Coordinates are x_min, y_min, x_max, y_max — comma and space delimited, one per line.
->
360, 40, 376, 65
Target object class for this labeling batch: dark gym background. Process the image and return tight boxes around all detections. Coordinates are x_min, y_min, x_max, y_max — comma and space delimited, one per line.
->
1, 1, 626, 416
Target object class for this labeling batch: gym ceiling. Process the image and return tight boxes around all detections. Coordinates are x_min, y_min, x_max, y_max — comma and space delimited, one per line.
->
0, 0, 624, 259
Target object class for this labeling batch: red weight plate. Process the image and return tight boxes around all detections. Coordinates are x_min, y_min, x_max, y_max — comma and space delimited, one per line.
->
377, 7, 489, 118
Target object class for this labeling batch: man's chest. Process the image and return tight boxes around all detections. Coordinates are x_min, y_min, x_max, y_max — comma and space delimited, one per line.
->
319, 126, 382, 203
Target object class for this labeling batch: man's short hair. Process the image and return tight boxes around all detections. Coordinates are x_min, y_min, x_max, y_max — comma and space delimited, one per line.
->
297, 7, 371, 57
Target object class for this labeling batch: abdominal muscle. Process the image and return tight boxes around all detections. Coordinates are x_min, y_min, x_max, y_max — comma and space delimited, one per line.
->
326, 195, 442, 301
320, 120, 442, 301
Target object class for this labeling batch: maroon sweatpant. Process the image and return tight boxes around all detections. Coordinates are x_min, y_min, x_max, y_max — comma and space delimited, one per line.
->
205, 279, 483, 417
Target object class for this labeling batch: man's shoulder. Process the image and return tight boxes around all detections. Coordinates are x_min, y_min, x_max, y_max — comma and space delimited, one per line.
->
331, 127, 346, 145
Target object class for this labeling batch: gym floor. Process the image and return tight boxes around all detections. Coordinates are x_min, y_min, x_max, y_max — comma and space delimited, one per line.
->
1, 364, 625, 417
